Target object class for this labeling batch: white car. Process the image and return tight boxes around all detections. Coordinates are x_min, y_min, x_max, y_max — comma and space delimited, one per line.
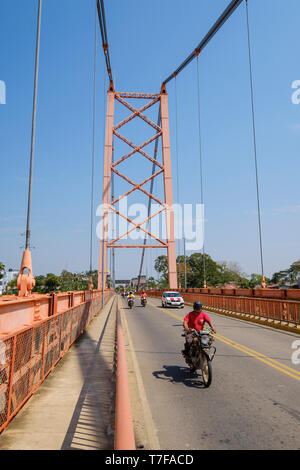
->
161, 291, 184, 308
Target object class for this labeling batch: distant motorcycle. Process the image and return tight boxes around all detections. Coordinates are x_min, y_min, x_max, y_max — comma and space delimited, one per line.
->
182, 329, 216, 387
128, 298, 134, 309
141, 297, 147, 307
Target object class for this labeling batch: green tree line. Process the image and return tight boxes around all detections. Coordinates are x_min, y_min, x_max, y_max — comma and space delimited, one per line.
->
270, 261, 300, 285
4, 270, 101, 294
1, 256, 299, 294
154, 253, 295, 289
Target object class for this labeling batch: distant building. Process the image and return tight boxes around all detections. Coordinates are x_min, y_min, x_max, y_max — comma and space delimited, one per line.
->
115, 280, 130, 289
130, 276, 146, 289
0, 269, 19, 295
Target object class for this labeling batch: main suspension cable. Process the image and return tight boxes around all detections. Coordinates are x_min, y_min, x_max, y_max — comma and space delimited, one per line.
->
96, 0, 113, 82
245, 0, 265, 284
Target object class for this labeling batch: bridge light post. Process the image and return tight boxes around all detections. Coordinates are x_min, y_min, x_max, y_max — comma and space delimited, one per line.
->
18, 0, 43, 297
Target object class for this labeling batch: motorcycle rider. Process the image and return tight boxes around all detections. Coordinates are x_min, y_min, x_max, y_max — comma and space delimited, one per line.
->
141, 292, 147, 304
182, 301, 216, 369
128, 291, 135, 304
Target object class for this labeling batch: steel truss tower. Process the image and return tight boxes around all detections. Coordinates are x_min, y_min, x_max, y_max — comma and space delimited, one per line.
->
98, 82, 177, 290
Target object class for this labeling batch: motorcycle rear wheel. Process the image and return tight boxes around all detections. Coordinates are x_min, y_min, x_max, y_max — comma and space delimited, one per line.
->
201, 352, 212, 387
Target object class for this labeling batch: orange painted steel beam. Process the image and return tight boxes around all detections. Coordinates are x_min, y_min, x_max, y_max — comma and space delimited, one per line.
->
115, 299, 135, 450
109, 205, 166, 240
116, 92, 160, 99
111, 167, 164, 206
109, 206, 167, 247
107, 244, 166, 249
112, 131, 162, 168
160, 84, 178, 289
98, 85, 115, 290
113, 130, 163, 169
114, 97, 160, 131
115, 95, 161, 132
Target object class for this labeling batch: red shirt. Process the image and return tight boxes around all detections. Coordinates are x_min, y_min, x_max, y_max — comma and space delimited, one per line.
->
184, 311, 211, 331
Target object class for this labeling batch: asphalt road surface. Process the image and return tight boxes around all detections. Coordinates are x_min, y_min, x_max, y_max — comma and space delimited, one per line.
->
121, 296, 300, 450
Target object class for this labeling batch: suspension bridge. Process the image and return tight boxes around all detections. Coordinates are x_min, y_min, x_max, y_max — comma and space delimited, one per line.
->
0, 0, 299, 451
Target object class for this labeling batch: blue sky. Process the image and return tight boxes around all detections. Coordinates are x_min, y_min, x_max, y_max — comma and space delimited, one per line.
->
0, 0, 299, 280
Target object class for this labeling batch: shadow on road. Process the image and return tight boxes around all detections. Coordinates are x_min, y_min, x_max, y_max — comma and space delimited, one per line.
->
60, 300, 115, 450
123, 305, 148, 310
153, 365, 206, 389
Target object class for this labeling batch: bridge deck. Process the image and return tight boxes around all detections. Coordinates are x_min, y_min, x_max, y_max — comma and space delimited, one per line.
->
0, 296, 116, 450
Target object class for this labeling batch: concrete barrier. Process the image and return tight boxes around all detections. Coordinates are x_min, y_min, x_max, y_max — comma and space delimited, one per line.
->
114, 299, 135, 450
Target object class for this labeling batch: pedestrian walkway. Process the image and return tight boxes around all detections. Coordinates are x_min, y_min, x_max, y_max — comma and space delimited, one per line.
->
0, 296, 116, 450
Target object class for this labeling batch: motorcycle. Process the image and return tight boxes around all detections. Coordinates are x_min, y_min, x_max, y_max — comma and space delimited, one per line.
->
128, 298, 134, 309
182, 328, 216, 387
141, 297, 147, 307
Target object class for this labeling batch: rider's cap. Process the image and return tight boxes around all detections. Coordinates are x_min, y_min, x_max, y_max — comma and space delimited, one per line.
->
193, 301, 202, 311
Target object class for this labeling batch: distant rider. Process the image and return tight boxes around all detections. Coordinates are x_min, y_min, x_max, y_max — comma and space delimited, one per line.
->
128, 291, 135, 301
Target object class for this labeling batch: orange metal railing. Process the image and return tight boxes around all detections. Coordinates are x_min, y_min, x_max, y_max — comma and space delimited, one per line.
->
144, 289, 300, 326
0, 290, 113, 434
0, 290, 107, 334
114, 299, 135, 450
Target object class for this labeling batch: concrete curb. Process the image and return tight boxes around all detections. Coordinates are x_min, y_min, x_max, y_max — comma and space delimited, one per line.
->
114, 299, 135, 450
119, 299, 161, 450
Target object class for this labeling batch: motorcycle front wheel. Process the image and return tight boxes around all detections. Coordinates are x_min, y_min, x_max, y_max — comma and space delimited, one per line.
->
201, 352, 212, 388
